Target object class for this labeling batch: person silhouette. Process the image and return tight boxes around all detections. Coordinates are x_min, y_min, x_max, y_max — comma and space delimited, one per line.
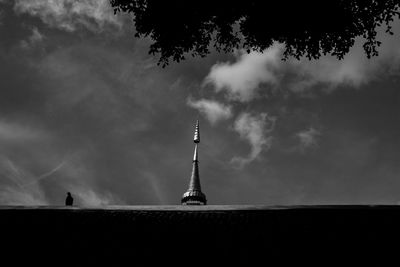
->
65, 192, 73, 206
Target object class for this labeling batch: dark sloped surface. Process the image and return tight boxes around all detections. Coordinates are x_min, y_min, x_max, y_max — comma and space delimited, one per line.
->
1, 205, 400, 266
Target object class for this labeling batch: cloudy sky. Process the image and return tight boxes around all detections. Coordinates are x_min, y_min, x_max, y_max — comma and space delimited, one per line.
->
1, 0, 400, 206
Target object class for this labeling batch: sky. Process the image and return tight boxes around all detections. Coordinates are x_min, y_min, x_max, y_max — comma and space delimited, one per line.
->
1, 0, 400, 206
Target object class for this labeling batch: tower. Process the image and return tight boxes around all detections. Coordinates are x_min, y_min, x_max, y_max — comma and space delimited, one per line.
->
181, 120, 207, 205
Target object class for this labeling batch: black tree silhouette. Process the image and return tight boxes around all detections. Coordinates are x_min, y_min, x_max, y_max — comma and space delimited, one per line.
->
111, 0, 400, 66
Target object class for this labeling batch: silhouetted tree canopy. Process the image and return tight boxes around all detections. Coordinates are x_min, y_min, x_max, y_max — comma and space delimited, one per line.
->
111, 0, 400, 66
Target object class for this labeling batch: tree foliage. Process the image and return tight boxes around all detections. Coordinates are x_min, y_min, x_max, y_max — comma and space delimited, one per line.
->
111, 0, 400, 66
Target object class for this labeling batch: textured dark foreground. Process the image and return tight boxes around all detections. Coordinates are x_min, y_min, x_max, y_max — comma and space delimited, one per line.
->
1, 205, 399, 265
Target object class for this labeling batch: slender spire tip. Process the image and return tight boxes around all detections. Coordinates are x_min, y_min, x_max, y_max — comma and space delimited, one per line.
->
194, 120, 200, 143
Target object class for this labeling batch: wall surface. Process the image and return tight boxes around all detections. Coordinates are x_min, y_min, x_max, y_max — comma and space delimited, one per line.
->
1, 205, 399, 266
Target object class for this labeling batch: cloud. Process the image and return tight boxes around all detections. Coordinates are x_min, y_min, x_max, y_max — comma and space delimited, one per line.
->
0, 120, 48, 142
0, 157, 49, 205
0, 120, 105, 206
0, 0, 8, 6
0, 149, 124, 206
142, 171, 168, 205
187, 98, 232, 124
204, 43, 282, 102
69, 187, 123, 207
20, 27, 45, 49
204, 19, 400, 98
0, 11, 3, 26
0, 186, 47, 205
296, 127, 321, 152
14, 0, 121, 32
231, 112, 276, 168
286, 41, 385, 92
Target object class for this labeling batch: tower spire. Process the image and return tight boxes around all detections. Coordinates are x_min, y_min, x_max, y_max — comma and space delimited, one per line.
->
181, 120, 207, 205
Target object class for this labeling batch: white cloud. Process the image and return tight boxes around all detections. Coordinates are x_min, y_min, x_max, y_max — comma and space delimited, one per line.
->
204, 43, 282, 102
296, 127, 321, 151
14, 0, 121, 32
187, 98, 232, 124
204, 19, 400, 98
286, 39, 386, 92
231, 112, 276, 168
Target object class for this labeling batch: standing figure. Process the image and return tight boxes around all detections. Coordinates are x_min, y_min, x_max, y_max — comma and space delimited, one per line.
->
65, 192, 74, 206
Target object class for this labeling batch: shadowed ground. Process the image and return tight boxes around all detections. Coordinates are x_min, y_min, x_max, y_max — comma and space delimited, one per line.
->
1, 205, 399, 265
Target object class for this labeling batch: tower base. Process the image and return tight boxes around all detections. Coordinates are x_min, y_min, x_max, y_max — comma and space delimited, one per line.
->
181, 190, 207, 205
